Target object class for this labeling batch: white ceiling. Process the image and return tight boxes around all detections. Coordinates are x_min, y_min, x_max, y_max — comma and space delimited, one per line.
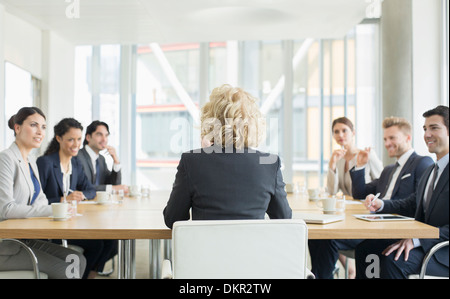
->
0, 0, 369, 45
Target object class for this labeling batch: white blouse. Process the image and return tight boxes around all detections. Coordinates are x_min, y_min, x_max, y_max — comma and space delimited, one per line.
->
327, 150, 383, 196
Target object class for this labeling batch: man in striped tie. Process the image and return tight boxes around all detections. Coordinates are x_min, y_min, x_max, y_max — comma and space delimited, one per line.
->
357, 105, 449, 279
308, 117, 433, 279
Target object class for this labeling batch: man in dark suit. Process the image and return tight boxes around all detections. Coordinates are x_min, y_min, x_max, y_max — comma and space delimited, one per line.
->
356, 105, 449, 278
76, 121, 125, 276
77, 121, 128, 193
350, 117, 433, 200
308, 117, 433, 279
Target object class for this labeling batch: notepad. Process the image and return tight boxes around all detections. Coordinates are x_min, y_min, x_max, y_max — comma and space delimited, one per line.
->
292, 212, 345, 224
353, 214, 414, 222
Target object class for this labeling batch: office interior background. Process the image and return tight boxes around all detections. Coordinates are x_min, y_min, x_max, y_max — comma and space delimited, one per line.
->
0, 0, 448, 192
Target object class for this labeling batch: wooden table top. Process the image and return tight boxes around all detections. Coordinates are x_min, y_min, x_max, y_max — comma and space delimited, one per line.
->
0, 191, 439, 240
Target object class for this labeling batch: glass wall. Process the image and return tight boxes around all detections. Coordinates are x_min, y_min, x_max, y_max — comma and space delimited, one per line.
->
74, 45, 121, 170
73, 21, 381, 191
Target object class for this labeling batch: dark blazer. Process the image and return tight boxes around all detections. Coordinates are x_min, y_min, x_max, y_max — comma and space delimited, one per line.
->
76, 147, 121, 191
36, 152, 96, 204
163, 146, 292, 229
350, 152, 433, 200
381, 163, 449, 269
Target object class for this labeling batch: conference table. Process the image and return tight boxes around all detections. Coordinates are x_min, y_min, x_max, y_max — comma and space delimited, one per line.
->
0, 191, 439, 279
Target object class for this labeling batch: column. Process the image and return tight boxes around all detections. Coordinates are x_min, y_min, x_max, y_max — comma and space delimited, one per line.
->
381, 0, 442, 163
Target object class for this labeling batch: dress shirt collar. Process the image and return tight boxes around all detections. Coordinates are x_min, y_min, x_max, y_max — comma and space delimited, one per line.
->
396, 148, 415, 167
436, 152, 449, 170
84, 144, 99, 161
60, 159, 72, 175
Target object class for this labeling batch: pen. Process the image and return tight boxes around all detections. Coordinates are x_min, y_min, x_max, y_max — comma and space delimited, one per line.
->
368, 192, 381, 208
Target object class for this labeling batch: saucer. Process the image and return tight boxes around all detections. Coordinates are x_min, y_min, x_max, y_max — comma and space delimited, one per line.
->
96, 201, 113, 205
323, 209, 337, 215
50, 216, 70, 221
129, 193, 141, 197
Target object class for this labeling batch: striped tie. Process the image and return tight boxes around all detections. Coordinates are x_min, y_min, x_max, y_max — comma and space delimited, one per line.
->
424, 164, 438, 213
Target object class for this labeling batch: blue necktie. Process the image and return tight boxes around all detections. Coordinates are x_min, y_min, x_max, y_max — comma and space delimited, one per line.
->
29, 164, 40, 205
95, 158, 100, 185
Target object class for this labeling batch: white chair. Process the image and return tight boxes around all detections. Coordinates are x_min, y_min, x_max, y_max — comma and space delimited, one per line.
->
408, 241, 449, 279
161, 219, 314, 279
0, 239, 48, 279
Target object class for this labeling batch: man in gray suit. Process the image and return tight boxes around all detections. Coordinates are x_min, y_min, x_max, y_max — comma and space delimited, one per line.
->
77, 121, 128, 193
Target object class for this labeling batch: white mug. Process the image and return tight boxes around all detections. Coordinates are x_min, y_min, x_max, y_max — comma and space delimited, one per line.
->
129, 185, 141, 196
316, 197, 336, 214
96, 191, 110, 203
52, 202, 69, 219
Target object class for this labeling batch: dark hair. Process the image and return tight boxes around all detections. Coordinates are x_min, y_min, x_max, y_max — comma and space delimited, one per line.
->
423, 105, 449, 133
332, 117, 354, 132
44, 118, 83, 155
83, 120, 110, 146
8, 107, 46, 136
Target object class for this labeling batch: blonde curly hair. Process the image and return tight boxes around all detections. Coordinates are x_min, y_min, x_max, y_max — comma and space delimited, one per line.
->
201, 84, 266, 149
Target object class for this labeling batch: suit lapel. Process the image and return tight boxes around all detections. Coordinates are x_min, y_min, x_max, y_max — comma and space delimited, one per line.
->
425, 163, 449, 222
10, 143, 34, 203
70, 159, 78, 190
414, 165, 432, 221
51, 153, 64, 195
80, 148, 95, 183
391, 152, 416, 197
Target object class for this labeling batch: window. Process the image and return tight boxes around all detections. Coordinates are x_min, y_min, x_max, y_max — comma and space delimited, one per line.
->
73, 21, 380, 191
3, 62, 33, 147
74, 45, 121, 171
135, 43, 201, 189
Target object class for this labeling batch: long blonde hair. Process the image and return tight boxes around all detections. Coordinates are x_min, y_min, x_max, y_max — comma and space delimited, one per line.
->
201, 84, 266, 149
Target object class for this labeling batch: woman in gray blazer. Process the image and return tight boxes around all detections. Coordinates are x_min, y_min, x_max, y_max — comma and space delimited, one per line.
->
0, 107, 86, 279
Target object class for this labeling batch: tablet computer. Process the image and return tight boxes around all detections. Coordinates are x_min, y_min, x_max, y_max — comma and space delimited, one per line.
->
353, 214, 414, 222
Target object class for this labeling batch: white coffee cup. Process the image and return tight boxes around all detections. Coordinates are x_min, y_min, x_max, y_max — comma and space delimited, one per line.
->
96, 191, 110, 203
52, 202, 69, 219
129, 185, 141, 196
316, 197, 337, 214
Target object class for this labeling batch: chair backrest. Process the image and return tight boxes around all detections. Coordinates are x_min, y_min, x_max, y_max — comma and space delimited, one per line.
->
171, 219, 308, 279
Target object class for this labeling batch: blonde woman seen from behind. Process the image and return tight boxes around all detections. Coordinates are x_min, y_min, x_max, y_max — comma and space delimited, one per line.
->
164, 84, 291, 228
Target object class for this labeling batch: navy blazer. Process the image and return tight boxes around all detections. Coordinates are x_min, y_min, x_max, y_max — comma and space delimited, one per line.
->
76, 147, 121, 191
350, 152, 433, 200
163, 146, 292, 229
36, 152, 96, 204
381, 163, 449, 268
